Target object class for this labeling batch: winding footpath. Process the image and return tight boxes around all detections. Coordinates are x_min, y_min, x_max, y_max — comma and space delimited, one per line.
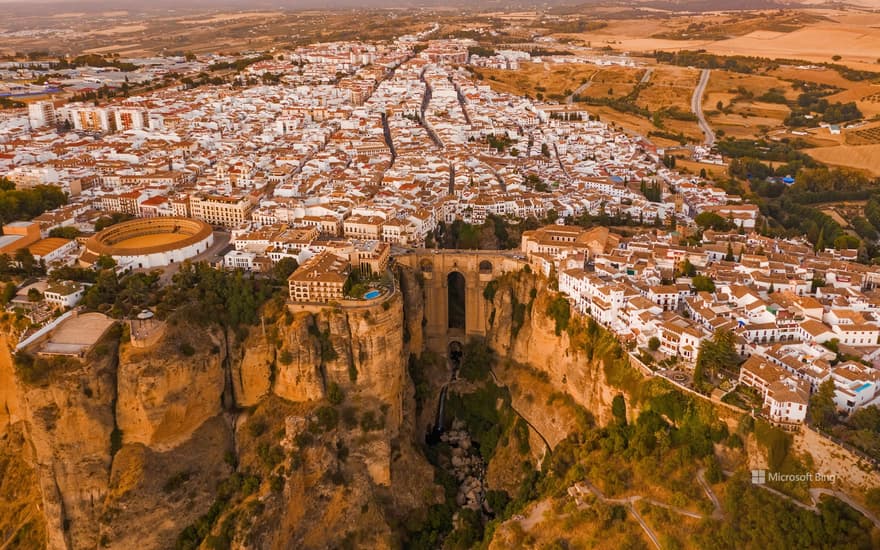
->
568, 472, 722, 549
691, 69, 715, 147
716, 469, 880, 528
519, 468, 724, 548
810, 488, 880, 527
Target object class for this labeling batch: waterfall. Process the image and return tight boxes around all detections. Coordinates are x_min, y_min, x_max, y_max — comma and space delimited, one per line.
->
435, 385, 448, 433
427, 351, 460, 443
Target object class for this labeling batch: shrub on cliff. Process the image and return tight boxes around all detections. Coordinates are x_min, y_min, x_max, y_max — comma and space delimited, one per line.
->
310, 406, 339, 432
546, 295, 571, 336
459, 337, 492, 381
327, 382, 344, 405
483, 279, 499, 301
13, 352, 80, 386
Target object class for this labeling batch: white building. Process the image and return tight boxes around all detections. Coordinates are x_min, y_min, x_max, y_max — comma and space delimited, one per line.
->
28, 101, 56, 129
831, 361, 880, 413
224, 249, 259, 271
739, 355, 809, 424
43, 282, 85, 309
113, 108, 148, 131
63, 106, 113, 132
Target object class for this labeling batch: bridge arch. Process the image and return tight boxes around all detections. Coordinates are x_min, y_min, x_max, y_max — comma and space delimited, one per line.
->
447, 271, 466, 330
397, 251, 526, 354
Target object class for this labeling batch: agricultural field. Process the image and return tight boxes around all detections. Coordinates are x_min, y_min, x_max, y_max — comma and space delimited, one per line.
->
476, 63, 645, 103
806, 144, 880, 176
637, 65, 699, 113
847, 123, 880, 145
649, 11, 829, 41
570, 66, 644, 101
559, 10, 880, 67
0, 9, 435, 57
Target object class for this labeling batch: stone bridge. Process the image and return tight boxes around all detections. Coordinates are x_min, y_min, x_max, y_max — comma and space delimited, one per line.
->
396, 250, 526, 354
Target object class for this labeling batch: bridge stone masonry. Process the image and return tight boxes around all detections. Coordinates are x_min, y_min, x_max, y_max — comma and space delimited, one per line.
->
396, 250, 526, 354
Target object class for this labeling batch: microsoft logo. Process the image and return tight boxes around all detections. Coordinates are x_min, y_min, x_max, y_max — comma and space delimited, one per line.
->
751, 469, 766, 485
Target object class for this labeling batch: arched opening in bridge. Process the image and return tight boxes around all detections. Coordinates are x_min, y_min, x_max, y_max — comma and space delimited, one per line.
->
479, 260, 493, 275
447, 271, 466, 330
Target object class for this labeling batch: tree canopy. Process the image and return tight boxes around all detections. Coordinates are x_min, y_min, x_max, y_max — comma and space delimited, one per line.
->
0, 182, 66, 226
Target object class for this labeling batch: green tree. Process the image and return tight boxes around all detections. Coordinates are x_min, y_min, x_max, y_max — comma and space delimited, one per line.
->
96, 255, 117, 270
833, 234, 860, 250
48, 226, 81, 239
545, 295, 571, 336
26, 287, 42, 302
272, 257, 299, 281
0, 282, 15, 305
0, 184, 67, 225
14, 248, 37, 274
327, 382, 344, 405
724, 241, 735, 262
459, 337, 493, 381
693, 360, 707, 392
809, 379, 838, 429
694, 329, 740, 388
815, 227, 825, 252
679, 258, 697, 277
692, 275, 715, 292
695, 211, 732, 231
611, 394, 627, 426
648, 336, 660, 351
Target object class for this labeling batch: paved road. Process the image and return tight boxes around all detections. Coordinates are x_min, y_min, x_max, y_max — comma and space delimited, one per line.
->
691, 69, 715, 147
142, 230, 231, 285
566, 70, 597, 105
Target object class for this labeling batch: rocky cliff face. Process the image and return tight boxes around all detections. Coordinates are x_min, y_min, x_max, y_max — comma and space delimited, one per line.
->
0, 280, 434, 549
235, 289, 410, 434
116, 324, 227, 451
12, 337, 118, 550
216, 288, 435, 548
485, 270, 627, 430
5, 263, 878, 549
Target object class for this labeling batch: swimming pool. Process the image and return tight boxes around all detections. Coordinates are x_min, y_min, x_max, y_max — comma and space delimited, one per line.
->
856, 382, 873, 393
364, 290, 381, 299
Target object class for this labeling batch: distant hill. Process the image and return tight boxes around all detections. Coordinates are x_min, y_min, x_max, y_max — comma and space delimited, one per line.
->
0, 0, 815, 18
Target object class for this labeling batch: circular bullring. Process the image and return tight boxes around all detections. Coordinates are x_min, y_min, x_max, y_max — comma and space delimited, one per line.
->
84, 217, 213, 269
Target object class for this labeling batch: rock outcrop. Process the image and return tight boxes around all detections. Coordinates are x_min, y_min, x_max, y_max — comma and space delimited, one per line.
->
485, 271, 623, 427
15, 340, 118, 550
116, 323, 226, 450
270, 292, 409, 434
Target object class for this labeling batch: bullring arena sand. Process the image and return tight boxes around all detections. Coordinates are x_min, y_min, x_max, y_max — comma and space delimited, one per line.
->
111, 233, 191, 250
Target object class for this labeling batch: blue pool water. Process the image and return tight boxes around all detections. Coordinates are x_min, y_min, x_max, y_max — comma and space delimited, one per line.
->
856, 383, 873, 393
364, 290, 381, 299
